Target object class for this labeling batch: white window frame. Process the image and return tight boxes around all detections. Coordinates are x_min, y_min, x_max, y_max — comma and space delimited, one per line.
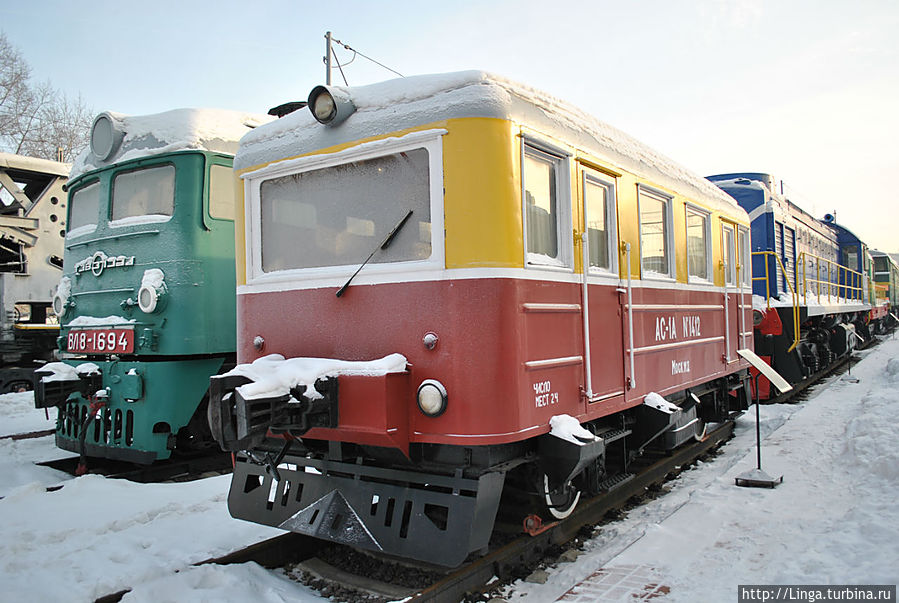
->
521, 137, 572, 271
685, 203, 711, 284
582, 169, 618, 276
738, 226, 751, 287
242, 129, 446, 285
637, 184, 674, 280
722, 224, 737, 286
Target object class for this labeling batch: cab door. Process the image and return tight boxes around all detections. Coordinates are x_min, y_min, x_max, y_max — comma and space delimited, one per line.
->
579, 166, 626, 406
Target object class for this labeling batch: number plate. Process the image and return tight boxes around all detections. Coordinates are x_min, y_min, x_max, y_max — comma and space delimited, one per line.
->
67, 328, 135, 354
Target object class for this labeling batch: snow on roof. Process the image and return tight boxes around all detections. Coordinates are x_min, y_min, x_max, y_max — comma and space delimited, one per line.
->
226, 353, 408, 401
71, 109, 274, 180
709, 177, 769, 192
237, 71, 745, 218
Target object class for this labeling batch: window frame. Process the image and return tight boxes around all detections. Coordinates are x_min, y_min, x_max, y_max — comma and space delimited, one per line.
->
684, 203, 712, 284
521, 137, 572, 272
637, 184, 674, 280
738, 226, 751, 287
581, 169, 618, 276
243, 129, 446, 285
722, 223, 737, 286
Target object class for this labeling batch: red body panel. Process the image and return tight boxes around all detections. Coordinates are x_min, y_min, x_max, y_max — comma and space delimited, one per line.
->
238, 277, 751, 450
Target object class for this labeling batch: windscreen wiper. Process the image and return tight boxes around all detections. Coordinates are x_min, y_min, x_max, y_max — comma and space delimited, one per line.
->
336, 208, 414, 298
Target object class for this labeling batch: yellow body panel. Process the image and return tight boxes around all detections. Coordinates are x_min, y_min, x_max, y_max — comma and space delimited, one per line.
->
234, 115, 749, 286
443, 119, 523, 269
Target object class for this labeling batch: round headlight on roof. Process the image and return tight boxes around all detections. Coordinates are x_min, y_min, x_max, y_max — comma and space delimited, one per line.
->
417, 379, 448, 417
90, 112, 125, 161
307, 85, 356, 126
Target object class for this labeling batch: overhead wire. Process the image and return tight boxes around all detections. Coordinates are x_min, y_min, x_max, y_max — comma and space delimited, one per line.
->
328, 35, 404, 83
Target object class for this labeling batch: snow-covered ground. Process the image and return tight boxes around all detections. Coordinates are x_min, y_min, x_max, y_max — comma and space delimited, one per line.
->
1, 337, 897, 602
506, 335, 899, 601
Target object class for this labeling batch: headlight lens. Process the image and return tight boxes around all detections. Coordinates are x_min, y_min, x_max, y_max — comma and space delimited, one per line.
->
52, 294, 65, 317
138, 285, 158, 313
417, 380, 448, 417
753, 309, 765, 327
312, 93, 336, 122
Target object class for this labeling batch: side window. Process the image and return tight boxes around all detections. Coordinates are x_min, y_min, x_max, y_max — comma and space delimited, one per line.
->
523, 143, 569, 268
685, 206, 710, 281
843, 245, 858, 271
723, 225, 736, 285
209, 164, 235, 220
738, 227, 751, 287
638, 186, 672, 278
583, 170, 616, 273
68, 180, 100, 234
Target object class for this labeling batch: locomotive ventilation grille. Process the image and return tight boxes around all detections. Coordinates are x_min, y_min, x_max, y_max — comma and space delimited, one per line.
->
61, 402, 135, 448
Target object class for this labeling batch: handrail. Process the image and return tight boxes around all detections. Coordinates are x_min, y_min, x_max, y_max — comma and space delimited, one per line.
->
798, 251, 865, 305
751, 251, 800, 352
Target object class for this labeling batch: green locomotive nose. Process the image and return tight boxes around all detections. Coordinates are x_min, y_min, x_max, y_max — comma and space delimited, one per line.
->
37, 108, 272, 464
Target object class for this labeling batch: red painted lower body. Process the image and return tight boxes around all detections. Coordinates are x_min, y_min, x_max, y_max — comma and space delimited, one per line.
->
237, 276, 751, 451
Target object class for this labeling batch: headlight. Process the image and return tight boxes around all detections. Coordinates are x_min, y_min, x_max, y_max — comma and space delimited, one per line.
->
53, 293, 66, 317
138, 285, 160, 313
417, 379, 448, 417
752, 309, 765, 327
138, 268, 166, 314
53, 276, 72, 317
307, 85, 356, 126
90, 112, 125, 161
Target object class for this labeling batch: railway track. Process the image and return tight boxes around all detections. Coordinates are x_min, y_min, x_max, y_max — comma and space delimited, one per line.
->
92, 421, 733, 603
0, 428, 54, 441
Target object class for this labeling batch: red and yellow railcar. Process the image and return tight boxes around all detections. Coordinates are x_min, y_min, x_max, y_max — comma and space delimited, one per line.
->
209, 71, 754, 566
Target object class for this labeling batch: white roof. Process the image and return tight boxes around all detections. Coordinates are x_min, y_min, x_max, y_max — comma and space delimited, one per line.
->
71, 109, 274, 179
237, 70, 744, 218
0, 152, 70, 177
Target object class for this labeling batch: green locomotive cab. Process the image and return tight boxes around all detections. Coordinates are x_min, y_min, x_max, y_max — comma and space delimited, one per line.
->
35, 110, 270, 464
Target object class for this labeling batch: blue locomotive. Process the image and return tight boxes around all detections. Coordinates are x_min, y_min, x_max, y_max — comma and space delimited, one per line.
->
708, 172, 877, 398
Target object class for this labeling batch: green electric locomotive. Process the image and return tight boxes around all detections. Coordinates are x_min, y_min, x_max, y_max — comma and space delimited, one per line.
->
35, 109, 270, 465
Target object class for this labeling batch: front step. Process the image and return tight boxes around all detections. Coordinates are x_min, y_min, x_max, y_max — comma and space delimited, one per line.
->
598, 472, 635, 492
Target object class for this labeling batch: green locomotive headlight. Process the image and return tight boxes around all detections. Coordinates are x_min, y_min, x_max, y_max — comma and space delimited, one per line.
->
137, 268, 167, 314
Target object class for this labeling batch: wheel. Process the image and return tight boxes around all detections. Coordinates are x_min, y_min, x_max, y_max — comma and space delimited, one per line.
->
542, 474, 581, 520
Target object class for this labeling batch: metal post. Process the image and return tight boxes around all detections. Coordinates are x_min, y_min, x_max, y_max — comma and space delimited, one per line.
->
755, 382, 762, 470
325, 31, 333, 85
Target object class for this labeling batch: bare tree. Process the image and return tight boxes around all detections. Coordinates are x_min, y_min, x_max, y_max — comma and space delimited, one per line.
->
0, 32, 92, 162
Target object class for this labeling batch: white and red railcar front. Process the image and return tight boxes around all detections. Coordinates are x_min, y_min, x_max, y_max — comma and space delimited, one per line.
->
208, 72, 753, 566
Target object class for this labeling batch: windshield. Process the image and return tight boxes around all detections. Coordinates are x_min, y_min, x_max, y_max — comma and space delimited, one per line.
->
259, 148, 431, 272
68, 181, 100, 233
111, 165, 175, 223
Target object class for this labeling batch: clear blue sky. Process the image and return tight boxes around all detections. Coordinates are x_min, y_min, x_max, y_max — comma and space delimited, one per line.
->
3, 0, 897, 251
